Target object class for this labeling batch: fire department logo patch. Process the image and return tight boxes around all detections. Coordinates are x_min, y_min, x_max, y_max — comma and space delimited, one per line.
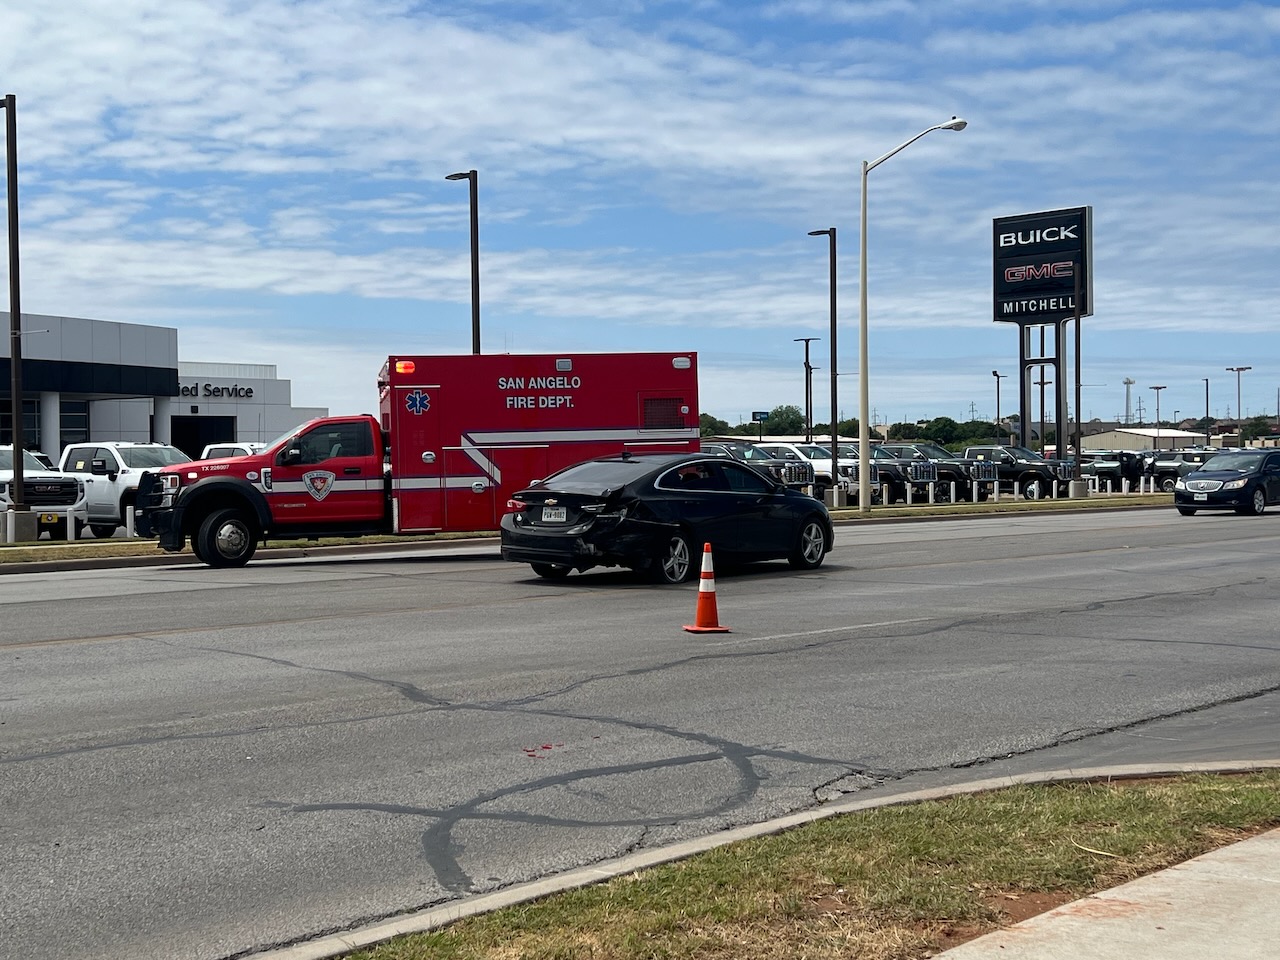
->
302, 470, 336, 501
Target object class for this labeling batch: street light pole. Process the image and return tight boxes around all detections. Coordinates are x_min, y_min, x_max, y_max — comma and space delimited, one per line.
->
2, 93, 24, 511
1150, 386, 1166, 452
992, 370, 1007, 442
445, 169, 481, 354
1203, 377, 1211, 446
858, 117, 966, 514
793, 337, 820, 442
808, 228, 837, 496
1227, 366, 1251, 446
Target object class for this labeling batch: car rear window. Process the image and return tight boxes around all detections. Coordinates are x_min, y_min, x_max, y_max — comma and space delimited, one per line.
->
543, 459, 656, 489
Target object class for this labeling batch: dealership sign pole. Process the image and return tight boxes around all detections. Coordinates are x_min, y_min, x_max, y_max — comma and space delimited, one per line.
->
992, 207, 1093, 451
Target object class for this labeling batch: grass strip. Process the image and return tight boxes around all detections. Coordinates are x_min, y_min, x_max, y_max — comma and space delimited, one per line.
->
345, 772, 1280, 960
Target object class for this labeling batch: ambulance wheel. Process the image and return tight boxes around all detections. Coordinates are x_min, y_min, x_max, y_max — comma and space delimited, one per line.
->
652, 531, 696, 584
531, 563, 571, 579
196, 507, 258, 568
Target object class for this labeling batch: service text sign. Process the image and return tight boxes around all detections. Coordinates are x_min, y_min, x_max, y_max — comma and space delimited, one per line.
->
992, 206, 1092, 323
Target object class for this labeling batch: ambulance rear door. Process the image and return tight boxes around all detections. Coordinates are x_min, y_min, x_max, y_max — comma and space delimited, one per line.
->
390, 373, 444, 531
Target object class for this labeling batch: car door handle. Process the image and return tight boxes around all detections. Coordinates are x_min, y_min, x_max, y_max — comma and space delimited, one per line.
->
343, 467, 361, 475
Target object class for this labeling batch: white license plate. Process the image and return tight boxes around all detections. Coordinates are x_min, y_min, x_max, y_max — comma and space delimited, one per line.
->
541, 506, 567, 522
1194, 493, 1208, 501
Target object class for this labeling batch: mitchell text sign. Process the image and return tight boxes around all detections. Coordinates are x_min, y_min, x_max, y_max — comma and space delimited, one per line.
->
992, 206, 1092, 323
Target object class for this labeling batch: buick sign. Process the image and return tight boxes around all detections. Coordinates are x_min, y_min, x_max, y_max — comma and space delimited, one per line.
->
992, 206, 1092, 323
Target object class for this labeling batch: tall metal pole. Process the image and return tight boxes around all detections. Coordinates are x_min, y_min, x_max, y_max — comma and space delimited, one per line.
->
1150, 385, 1166, 452
1203, 378, 1210, 446
3, 94, 24, 509
1227, 366, 1251, 446
808, 229, 836, 495
856, 117, 967, 515
446, 169, 480, 354
858, 161, 870, 513
992, 370, 1006, 442
793, 337, 819, 442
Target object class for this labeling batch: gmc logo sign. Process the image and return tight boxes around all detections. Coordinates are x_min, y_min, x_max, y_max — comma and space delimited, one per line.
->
1004, 261, 1074, 283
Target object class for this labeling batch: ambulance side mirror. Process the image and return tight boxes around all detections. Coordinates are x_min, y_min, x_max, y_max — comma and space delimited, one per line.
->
281, 447, 301, 466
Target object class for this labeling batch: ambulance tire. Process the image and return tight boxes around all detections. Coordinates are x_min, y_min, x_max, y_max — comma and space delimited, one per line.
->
531, 562, 571, 579
196, 507, 258, 568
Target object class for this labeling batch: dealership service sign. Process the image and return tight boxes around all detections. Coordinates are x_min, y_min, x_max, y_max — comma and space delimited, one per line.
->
992, 206, 1092, 323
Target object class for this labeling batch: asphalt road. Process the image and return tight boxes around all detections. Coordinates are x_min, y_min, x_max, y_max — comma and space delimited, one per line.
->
3, 508, 1280, 960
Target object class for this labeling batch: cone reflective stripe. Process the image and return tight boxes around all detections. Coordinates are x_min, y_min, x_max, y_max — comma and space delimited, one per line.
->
683, 542, 730, 633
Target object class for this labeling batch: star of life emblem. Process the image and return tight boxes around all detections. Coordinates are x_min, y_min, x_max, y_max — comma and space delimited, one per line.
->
302, 470, 336, 501
405, 389, 431, 415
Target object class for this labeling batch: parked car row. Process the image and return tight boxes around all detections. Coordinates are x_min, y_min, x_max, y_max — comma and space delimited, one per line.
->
3, 439, 264, 540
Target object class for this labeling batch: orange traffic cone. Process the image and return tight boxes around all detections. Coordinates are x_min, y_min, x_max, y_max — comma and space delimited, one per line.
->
683, 542, 730, 633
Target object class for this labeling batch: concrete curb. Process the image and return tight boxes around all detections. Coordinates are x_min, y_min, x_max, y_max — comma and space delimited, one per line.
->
0, 536, 503, 574
242, 759, 1280, 960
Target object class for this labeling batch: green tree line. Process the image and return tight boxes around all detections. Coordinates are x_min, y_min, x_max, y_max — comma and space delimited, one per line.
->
700, 407, 1020, 450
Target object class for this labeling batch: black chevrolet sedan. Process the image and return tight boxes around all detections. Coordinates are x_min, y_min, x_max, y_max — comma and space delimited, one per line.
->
500, 452, 833, 583
1173, 449, 1280, 516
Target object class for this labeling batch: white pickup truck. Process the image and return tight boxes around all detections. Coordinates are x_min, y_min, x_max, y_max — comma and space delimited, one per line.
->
754, 441, 839, 499
58, 441, 192, 538
1, 445, 87, 539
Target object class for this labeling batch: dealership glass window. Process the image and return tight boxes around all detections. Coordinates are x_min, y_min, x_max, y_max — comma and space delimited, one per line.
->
60, 399, 90, 448
0, 398, 40, 448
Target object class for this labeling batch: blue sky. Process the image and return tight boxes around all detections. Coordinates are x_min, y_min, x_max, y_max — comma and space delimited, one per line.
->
3, 0, 1279, 429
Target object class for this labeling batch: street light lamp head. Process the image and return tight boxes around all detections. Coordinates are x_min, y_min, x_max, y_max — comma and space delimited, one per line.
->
445, 170, 474, 181
940, 116, 968, 131
808, 229, 832, 237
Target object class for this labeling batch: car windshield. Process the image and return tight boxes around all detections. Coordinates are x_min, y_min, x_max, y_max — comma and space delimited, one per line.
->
1006, 447, 1044, 460
795, 445, 832, 458
0, 449, 54, 471
911, 443, 953, 459
1202, 452, 1266, 472
738, 446, 776, 460
119, 446, 193, 468
837, 445, 896, 461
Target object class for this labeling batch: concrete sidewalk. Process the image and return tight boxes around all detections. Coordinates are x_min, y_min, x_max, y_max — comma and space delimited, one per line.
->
936, 826, 1280, 958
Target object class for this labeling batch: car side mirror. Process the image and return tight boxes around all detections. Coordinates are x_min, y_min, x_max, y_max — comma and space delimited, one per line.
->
90, 458, 108, 476
281, 447, 302, 466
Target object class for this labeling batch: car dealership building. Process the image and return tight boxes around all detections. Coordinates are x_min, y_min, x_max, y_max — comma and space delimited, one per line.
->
1, 312, 328, 459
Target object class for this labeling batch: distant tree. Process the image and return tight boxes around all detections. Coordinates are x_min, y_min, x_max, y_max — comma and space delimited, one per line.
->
920, 416, 961, 445
886, 421, 918, 440
765, 404, 804, 435
700, 413, 731, 437
1245, 415, 1271, 441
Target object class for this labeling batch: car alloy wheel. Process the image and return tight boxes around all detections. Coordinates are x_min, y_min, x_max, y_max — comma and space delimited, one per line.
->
788, 518, 827, 570
654, 531, 695, 584
1251, 488, 1267, 515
